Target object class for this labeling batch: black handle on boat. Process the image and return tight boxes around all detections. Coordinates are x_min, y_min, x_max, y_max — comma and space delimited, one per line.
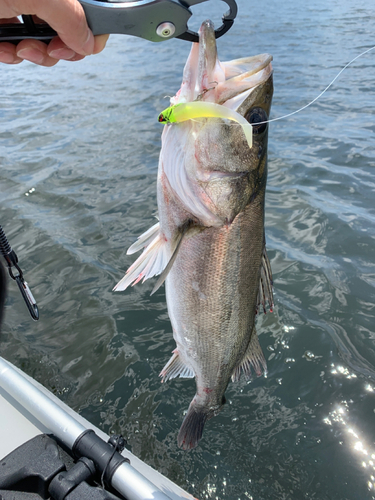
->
0, 356, 172, 500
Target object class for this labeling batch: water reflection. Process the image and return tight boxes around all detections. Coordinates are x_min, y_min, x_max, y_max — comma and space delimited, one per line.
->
324, 364, 375, 497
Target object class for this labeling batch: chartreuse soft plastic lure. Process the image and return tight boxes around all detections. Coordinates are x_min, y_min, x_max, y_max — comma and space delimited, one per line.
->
158, 102, 253, 149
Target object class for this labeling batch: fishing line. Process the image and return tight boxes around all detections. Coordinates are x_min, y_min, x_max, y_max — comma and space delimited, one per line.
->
173, 45, 374, 128
255, 44, 375, 126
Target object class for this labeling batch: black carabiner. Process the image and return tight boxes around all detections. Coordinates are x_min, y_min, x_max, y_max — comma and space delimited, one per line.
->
0, 224, 39, 321
176, 0, 238, 42
15, 275, 39, 321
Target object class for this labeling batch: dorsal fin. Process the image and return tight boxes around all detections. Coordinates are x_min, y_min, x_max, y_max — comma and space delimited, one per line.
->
257, 244, 274, 314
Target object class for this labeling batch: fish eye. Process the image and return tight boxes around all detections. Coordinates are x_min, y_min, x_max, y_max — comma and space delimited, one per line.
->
245, 107, 268, 135
158, 114, 164, 122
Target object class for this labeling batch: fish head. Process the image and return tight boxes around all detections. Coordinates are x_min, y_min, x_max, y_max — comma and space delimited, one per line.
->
161, 20, 273, 227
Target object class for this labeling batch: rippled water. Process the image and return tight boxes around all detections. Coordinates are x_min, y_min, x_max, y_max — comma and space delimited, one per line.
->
1, 0, 375, 498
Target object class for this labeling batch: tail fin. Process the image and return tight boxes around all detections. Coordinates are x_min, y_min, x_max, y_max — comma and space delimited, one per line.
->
177, 404, 208, 450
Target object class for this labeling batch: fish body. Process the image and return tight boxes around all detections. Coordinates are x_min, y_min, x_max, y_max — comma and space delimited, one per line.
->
115, 20, 274, 449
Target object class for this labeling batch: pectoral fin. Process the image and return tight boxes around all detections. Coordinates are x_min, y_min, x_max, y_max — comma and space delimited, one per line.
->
159, 349, 195, 383
126, 221, 160, 255
113, 222, 171, 292
151, 220, 204, 295
150, 229, 185, 295
231, 330, 267, 382
114, 219, 203, 294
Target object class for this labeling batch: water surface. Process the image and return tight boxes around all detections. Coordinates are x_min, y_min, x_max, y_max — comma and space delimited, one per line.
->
1, 0, 375, 498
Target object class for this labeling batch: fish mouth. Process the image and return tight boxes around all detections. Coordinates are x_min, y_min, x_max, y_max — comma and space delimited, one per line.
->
172, 20, 273, 110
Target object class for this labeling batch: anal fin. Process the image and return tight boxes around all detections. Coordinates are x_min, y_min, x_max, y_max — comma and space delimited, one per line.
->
231, 330, 267, 382
159, 349, 195, 383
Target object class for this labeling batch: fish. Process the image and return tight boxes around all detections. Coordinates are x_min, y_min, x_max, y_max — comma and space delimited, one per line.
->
114, 20, 274, 450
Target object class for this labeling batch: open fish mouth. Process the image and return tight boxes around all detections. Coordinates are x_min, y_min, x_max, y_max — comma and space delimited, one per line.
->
172, 19, 273, 111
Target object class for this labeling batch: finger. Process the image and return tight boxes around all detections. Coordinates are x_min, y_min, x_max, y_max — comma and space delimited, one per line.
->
93, 34, 110, 55
47, 34, 109, 61
0, 42, 23, 64
16, 39, 58, 67
68, 53, 85, 62
0, 15, 22, 62
34, 0, 94, 56
47, 37, 77, 60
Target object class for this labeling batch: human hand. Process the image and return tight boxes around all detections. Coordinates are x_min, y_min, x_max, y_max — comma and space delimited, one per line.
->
0, 0, 109, 66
